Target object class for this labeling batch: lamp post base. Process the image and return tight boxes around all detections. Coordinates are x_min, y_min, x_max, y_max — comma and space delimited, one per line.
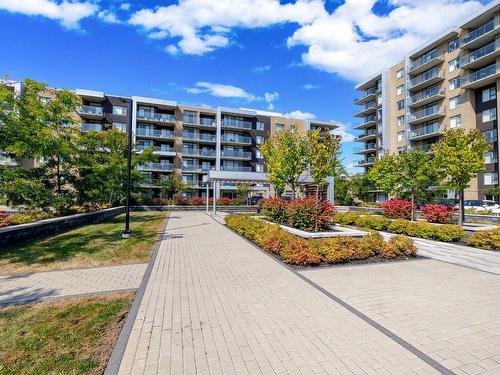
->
122, 230, 131, 238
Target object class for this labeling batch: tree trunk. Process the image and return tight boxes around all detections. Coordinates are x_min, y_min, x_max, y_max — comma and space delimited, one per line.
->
56, 157, 62, 194
411, 193, 415, 222
314, 185, 320, 232
458, 189, 465, 226
291, 183, 296, 199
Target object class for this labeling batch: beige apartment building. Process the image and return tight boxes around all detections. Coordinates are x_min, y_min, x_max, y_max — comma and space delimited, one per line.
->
355, 0, 500, 202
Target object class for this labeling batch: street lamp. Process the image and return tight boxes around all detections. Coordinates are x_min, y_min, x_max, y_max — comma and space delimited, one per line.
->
122, 100, 133, 238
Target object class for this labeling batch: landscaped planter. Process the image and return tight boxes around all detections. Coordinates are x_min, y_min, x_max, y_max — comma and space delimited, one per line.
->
274, 222, 368, 238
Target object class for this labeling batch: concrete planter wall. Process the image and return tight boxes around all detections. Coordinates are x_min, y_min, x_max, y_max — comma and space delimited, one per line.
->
0, 206, 125, 248
132, 205, 258, 212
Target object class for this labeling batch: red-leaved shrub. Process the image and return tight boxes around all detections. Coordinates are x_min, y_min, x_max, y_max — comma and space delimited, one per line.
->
261, 198, 289, 224
286, 197, 335, 231
421, 204, 455, 223
0, 211, 12, 228
381, 199, 415, 219
189, 197, 205, 206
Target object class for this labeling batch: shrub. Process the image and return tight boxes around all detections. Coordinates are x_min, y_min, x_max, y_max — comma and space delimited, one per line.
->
355, 215, 391, 231
388, 236, 417, 257
387, 219, 411, 234
381, 199, 415, 220
286, 197, 335, 231
334, 211, 362, 226
421, 204, 455, 224
469, 229, 500, 250
281, 238, 322, 266
0, 211, 12, 228
406, 221, 437, 240
261, 198, 289, 224
189, 197, 205, 206
360, 232, 386, 257
435, 224, 465, 242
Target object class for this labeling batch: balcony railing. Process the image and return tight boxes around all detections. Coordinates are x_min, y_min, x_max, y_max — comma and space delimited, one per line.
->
221, 165, 252, 172
82, 123, 103, 132
408, 69, 444, 89
461, 63, 500, 87
408, 105, 445, 122
410, 123, 441, 139
221, 150, 252, 158
356, 157, 375, 166
409, 86, 445, 105
354, 144, 377, 153
221, 118, 253, 129
411, 144, 435, 153
221, 134, 252, 144
354, 129, 377, 140
461, 40, 500, 67
461, 17, 500, 46
183, 133, 217, 142
182, 164, 212, 172
182, 149, 216, 157
78, 105, 103, 116
137, 162, 174, 171
137, 111, 176, 122
137, 128, 175, 139
410, 50, 444, 72
183, 117, 216, 127
136, 145, 175, 153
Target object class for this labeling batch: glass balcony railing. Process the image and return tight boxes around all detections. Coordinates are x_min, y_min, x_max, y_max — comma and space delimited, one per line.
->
136, 144, 175, 153
354, 144, 376, 153
78, 105, 103, 116
182, 133, 217, 142
200, 118, 216, 126
461, 63, 500, 87
222, 118, 253, 129
461, 17, 499, 46
408, 69, 444, 89
137, 111, 176, 122
410, 50, 443, 72
221, 165, 252, 172
221, 134, 252, 144
408, 105, 445, 122
137, 162, 174, 171
409, 86, 445, 105
182, 164, 212, 172
182, 149, 216, 157
82, 123, 103, 132
356, 157, 375, 166
461, 40, 500, 66
137, 128, 175, 139
221, 150, 252, 158
410, 123, 441, 138
354, 129, 377, 140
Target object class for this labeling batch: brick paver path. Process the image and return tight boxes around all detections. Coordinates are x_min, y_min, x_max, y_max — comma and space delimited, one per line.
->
302, 260, 500, 375
117, 211, 444, 374
0, 263, 147, 305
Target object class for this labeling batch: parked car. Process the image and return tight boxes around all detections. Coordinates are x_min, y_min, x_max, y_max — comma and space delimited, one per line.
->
249, 196, 263, 206
458, 200, 500, 214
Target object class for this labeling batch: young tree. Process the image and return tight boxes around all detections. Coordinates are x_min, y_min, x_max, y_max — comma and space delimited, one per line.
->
306, 129, 340, 202
260, 129, 308, 198
368, 149, 438, 220
236, 182, 252, 204
432, 129, 490, 225
160, 174, 189, 200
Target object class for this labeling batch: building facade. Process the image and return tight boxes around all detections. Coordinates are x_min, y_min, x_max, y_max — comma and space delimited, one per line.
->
354, 1, 500, 202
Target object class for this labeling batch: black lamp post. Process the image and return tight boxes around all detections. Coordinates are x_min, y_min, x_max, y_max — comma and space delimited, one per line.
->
122, 100, 133, 238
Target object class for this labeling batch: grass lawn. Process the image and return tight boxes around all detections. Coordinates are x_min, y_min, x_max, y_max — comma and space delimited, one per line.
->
0, 293, 133, 375
0, 211, 167, 274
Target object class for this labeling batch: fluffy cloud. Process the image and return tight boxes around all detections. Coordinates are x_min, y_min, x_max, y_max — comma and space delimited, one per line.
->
283, 110, 316, 120
303, 84, 320, 90
331, 121, 355, 142
98, 9, 120, 24
119, 3, 131, 11
252, 65, 272, 73
186, 82, 257, 101
0, 0, 98, 28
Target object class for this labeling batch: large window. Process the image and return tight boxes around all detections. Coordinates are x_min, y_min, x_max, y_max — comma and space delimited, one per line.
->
484, 172, 499, 185
113, 122, 127, 132
396, 68, 404, 79
482, 108, 497, 123
448, 58, 460, 72
449, 96, 460, 110
396, 85, 404, 96
256, 121, 264, 131
449, 77, 460, 90
482, 87, 496, 103
484, 129, 498, 143
448, 38, 459, 52
397, 132, 404, 141
256, 135, 264, 144
484, 151, 498, 164
450, 115, 461, 128
275, 123, 284, 131
255, 163, 264, 172
183, 110, 197, 124
113, 105, 127, 116
397, 115, 405, 126
397, 100, 405, 111
255, 149, 263, 159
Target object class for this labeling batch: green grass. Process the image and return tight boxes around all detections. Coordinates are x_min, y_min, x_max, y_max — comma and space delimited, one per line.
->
0, 211, 167, 274
0, 293, 133, 375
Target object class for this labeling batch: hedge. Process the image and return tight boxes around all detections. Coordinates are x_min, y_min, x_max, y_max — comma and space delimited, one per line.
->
225, 215, 416, 266
469, 229, 500, 250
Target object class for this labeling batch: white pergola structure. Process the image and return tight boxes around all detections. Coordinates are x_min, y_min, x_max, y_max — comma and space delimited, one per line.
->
205, 170, 335, 215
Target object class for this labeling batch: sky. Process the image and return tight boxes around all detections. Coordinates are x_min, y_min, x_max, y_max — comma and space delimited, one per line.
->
0, 0, 492, 173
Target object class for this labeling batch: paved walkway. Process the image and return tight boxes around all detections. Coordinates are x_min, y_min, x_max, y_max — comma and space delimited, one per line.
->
0, 263, 147, 305
117, 211, 444, 375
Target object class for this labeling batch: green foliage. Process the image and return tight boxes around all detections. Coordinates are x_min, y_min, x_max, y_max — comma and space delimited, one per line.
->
354, 215, 391, 231
435, 224, 466, 243
387, 219, 411, 234
306, 129, 340, 195
406, 221, 437, 239
236, 182, 252, 203
469, 229, 500, 250
159, 174, 189, 200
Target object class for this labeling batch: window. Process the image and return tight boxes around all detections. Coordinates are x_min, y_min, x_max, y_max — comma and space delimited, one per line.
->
396, 85, 404, 96
484, 172, 499, 185
276, 123, 284, 131
448, 58, 459, 72
485, 151, 498, 164
113, 105, 127, 116
256, 135, 264, 144
255, 149, 263, 159
450, 115, 461, 128
113, 122, 127, 132
482, 108, 497, 123
448, 38, 459, 52
397, 132, 404, 141
39, 96, 51, 103
482, 87, 496, 102
484, 129, 498, 143
290, 125, 296, 133
449, 96, 460, 110
183, 110, 197, 124
449, 77, 460, 90
255, 163, 264, 172
397, 100, 405, 111
256, 121, 264, 131
397, 115, 405, 126
396, 69, 404, 79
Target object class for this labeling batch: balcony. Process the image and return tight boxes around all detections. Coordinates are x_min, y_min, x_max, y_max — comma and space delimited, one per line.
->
408, 69, 444, 92
409, 123, 443, 141
182, 133, 217, 143
354, 144, 377, 154
354, 102, 377, 117
354, 116, 377, 130
461, 40, 500, 70
137, 111, 176, 123
354, 86, 379, 104
221, 118, 253, 130
140, 179, 163, 188
460, 17, 500, 50
183, 117, 216, 128
78, 105, 103, 116
137, 162, 174, 172
409, 86, 446, 108
136, 144, 176, 156
221, 134, 252, 145
221, 165, 252, 172
407, 105, 445, 125
409, 51, 445, 76
182, 149, 216, 157
354, 129, 377, 142
81, 123, 103, 132
221, 150, 252, 159
182, 164, 212, 173
461, 63, 500, 89
137, 128, 175, 140
356, 157, 375, 166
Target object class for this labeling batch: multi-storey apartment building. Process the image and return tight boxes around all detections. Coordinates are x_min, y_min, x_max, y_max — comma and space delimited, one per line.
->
354, 0, 500, 202
2, 82, 337, 199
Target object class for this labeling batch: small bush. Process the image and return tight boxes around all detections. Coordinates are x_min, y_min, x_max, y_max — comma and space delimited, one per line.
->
286, 197, 335, 231
0, 211, 12, 228
469, 229, 500, 250
281, 238, 321, 266
360, 231, 386, 257
435, 224, 465, 242
189, 197, 205, 206
334, 211, 362, 226
261, 198, 289, 224
381, 199, 415, 220
406, 221, 437, 240
421, 204, 455, 223
388, 236, 417, 257
355, 215, 391, 231
387, 219, 411, 234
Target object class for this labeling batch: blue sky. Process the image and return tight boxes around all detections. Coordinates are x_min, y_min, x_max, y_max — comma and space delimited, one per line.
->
0, 0, 491, 173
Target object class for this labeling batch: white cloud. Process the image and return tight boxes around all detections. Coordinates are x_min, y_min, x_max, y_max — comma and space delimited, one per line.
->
119, 3, 131, 11
331, 121, 355, 142
264, 91, 279, 103
303, 84, 320, 90
0, 0, 98, 28
283, 110, 316, 120
252, 65, 272, 73
186, 82, 257, 101
98, 9, 120, 24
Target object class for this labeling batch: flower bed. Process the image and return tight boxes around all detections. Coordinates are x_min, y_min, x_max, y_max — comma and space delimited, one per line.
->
152, 197, 244, 206
469, 228, 500, 250
225, 215, 416, 267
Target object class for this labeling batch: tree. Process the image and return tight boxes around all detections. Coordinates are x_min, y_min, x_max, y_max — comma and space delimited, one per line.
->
432, 129, 490, 225
306, 129, 340, 203
485, 187, 500, 203
260, 129, 308, 198
236, 182, 252, 204
160, 174, 189, 200
368, 149, 439, 220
